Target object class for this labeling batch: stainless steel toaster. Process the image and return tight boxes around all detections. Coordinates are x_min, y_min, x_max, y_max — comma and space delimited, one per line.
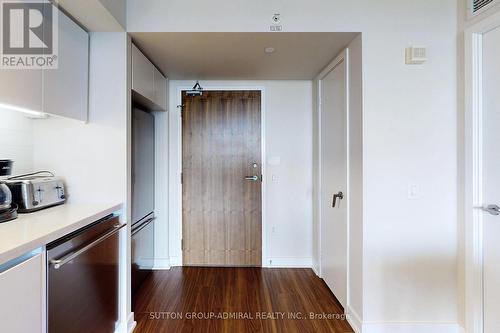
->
6, 176, 66, 213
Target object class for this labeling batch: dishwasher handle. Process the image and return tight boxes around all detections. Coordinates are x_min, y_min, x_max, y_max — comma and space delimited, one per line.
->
50, 223, 125, 269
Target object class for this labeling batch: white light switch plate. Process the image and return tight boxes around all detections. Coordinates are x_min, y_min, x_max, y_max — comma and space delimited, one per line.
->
408, 183, 420, 199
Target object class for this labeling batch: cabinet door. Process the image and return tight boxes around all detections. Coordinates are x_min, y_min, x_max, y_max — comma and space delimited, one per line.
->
132, 44, 155, 102
0, 69, 43, 112
153, 67, 167, 110
43, 8, 89, 121
0, 252, 45, 333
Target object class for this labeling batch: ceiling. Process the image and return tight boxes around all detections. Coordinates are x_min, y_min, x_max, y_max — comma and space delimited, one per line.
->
129, 32, 359, 80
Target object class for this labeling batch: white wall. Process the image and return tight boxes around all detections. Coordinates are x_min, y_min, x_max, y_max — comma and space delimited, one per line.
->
32, 33, 128, 206
0, 109, 34, 175
58, 0, 126, 32
347, 34, 364, 326
128, 1, 459, 331
99, 0, 127, 29
167, 80, 313, 267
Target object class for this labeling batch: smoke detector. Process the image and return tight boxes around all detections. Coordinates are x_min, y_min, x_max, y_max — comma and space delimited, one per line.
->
405, 46, 427, 65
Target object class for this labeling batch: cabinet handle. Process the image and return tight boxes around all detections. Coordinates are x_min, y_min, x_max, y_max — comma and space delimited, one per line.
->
50, 224, 125, 269
131, 217, 155, 236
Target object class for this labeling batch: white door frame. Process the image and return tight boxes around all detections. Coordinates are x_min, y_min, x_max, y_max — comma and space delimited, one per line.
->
463, 11, 500, 333
174, 84, 267, 266
316, 48, 350, 310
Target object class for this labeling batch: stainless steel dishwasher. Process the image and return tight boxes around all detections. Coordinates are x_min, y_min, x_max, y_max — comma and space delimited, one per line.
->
47, 214, 124, 333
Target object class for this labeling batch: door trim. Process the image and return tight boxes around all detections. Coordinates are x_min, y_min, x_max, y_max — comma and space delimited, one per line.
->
316, 49, 350, 311
463, 11, 500, 333
174, 85, 267, 266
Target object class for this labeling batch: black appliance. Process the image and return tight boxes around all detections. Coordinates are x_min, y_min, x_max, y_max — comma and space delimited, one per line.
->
0, 160, 17, 223
47, 214, 124, 333
0, 159, 13, 176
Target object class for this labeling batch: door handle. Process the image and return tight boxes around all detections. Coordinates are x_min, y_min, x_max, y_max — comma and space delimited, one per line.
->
332, 191, 344, 208
245, 175, 259, 181
479, 204, 500, 216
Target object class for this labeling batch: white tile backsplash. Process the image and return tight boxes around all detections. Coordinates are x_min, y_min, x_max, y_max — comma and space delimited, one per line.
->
0, 108, 34, 175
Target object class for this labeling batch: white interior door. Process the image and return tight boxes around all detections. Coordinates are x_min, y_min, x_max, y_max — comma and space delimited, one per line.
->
482, 24, 500, 333
320, 57, 348, 308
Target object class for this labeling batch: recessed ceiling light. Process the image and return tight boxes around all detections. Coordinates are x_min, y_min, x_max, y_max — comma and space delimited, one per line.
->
264, 47, 275, 54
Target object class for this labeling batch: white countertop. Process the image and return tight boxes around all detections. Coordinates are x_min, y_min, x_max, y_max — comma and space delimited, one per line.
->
0, 202, 123, 264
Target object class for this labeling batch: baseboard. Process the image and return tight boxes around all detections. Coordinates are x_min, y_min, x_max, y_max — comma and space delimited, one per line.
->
169, 256, 312, 268
127, 312, 137, 333
346, 306, 362, 333
153, 257, 171, 270
311, 264, 320, 276
362, 322, 463, 333
114, 312, 136, 333
265, 257, 312, 268
169, 256, 182, 266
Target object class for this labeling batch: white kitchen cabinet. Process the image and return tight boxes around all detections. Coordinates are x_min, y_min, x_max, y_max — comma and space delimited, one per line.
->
132, 43, 167, 111
0, 6, 88, 120
132, 44, 155, 102
43, 7, 89, 121
0, 69, 43, 112
0, 251, 45, 333
153, 66, 167, 110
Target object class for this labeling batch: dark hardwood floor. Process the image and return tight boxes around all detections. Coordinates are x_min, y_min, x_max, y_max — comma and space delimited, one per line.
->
133, 267, 354, 333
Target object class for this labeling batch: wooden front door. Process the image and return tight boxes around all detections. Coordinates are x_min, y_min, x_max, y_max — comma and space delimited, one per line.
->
182, 90, 262, 266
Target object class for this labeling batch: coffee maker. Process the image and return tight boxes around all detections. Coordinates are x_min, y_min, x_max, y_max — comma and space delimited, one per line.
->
0, 160, 17, 223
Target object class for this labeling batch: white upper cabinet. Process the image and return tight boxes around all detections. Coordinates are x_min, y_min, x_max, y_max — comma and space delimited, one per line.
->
132, 44, 155, 102
43, 7, 89, 121
0, 69, 43, 113
0, 5, 88, 120
132, 43, 167, 111
153, 66, 167, 110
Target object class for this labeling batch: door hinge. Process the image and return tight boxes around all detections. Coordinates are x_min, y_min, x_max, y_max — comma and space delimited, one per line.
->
181, 172, 183, 184
181, 239, 184, 250
178, 104, 185, 118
